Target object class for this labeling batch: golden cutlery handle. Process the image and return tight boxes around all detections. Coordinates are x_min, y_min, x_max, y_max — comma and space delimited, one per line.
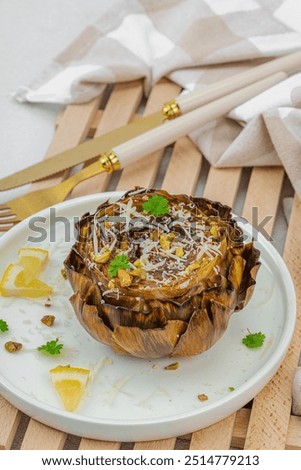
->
162, 99, 182, 120
98, 151, 121, 172
59, 152, 121, 197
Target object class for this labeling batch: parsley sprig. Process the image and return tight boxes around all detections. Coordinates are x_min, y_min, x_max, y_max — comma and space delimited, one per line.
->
242, 330, 265, 349
108, 254, 130, 278
37, 338, 63, 355
0, 319, 9, 333
142, 195, 169, 217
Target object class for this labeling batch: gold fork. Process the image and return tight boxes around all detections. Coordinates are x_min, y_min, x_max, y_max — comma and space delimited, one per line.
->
0, 154, 120, 232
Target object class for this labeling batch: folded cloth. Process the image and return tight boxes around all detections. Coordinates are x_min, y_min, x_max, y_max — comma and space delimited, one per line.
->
13, 0, 301, 197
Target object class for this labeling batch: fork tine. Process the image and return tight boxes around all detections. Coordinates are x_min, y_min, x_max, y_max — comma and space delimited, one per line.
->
0, 220, 20, 232
0, 212, 16, 222
0, 226, 12, 233
0, 218, 18, 225
0, 207, 12, 216
0, 212, 19, 230
0, 224, 16, 232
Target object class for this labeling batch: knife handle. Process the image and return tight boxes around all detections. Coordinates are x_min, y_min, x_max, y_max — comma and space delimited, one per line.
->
106, 71, 285, 170
166, 49, 301, 116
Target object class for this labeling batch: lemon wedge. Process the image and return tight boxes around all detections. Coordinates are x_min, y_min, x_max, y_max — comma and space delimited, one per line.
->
0, 264, 52, 298
0, 247, 52, 298
18, 247, 49, 284
49, 365, 90, 412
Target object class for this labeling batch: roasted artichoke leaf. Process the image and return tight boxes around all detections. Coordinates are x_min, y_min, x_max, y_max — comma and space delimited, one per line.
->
111, 320, 187, 359
172, 300, 232, 357
70, 292, 112, 345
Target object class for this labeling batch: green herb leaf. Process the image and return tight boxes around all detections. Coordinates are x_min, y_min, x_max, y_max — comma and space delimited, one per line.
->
37, 338, 63, 355
242, 331, 265, 349
228, 386, 235, 392
142, 195, 169, 217
108, 254, 130, 278
0, 319, 9, 333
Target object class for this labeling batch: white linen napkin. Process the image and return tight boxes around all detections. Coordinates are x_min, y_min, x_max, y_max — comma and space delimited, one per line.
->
13, 0, 301, 197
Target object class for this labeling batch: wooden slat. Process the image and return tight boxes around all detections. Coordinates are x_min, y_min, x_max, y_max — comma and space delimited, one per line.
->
242, 167, 284, 238
232, 408, 301, 450
244, 194, 301, 449
0, 397, 21, 450
190, 415, 236, 450
240, 167, 285, 450
116, 79, 181, 190
161, 137, 202, 195
70, 80, 144, 198
286, 416, 301, 450
79, 439, 121, 450
30, 96, 102, 191
134, 438, 176, 450
231, 408, 251, 449
56, 109, 104, 138
203, 167, 242, 207
21, 420, 67, 450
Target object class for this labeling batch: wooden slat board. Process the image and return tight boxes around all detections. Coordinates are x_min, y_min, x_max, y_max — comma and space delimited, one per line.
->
1, 80, 301, 450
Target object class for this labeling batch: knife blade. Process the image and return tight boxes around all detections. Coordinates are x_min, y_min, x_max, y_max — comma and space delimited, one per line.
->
2, 49, 301, 191
0, 111, 164, 191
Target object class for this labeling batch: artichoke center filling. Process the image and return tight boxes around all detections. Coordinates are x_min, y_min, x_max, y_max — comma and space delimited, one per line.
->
88, 193, 224, 290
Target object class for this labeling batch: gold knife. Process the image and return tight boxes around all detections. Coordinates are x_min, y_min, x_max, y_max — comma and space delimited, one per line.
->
1, 50, 301, 191
0, 111, 167, 191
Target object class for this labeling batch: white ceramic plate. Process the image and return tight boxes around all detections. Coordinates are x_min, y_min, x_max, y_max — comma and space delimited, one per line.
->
0, 192, 296, 442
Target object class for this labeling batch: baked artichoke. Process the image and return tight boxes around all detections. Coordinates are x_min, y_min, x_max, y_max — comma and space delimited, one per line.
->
64, 188, 260, 358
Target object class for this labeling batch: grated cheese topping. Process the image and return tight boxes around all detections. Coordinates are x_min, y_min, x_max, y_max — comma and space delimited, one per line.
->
87, 190, 227, 291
